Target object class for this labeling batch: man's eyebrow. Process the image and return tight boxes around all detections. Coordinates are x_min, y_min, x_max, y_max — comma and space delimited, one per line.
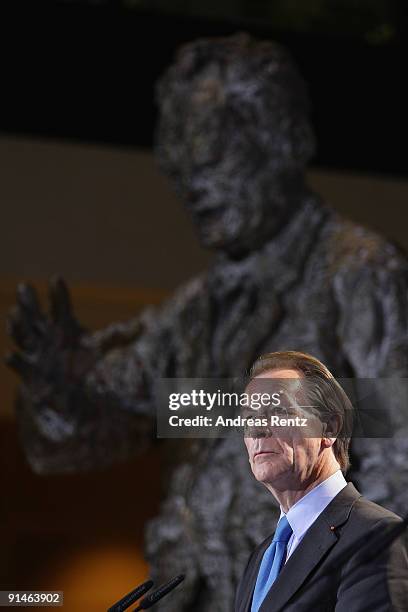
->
241, 408, 268, 418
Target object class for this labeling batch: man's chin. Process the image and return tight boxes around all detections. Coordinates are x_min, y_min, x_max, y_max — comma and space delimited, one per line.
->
253, 464, 290, 487
253, 468, 279, 485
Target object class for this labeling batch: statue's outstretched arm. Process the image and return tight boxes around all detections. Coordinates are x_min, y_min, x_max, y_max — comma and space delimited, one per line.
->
6, 277, 157, 474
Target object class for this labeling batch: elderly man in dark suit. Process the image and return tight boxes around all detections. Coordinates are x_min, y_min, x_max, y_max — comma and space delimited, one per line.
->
236, 351, 408, 612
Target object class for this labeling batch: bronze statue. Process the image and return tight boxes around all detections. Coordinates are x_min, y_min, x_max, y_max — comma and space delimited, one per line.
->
7, 34, 408, 611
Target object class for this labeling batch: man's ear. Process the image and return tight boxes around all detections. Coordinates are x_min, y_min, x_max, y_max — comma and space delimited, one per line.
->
321, 415, 342, 448
321, 434, 336, 449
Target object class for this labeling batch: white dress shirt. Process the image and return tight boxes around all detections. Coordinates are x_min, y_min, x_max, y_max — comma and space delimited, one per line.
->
280, 470, 348, 561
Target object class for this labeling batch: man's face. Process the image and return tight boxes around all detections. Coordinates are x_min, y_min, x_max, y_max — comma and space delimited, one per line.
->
244, 369, 325, 491
155, 62, 300, 256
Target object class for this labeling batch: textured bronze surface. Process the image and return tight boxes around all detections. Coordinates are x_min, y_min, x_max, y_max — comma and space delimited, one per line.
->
7, 34, 408, 611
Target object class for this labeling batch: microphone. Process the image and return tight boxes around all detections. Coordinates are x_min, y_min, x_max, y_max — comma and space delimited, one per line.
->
107, 579, 154, 612
132, 574, 185, 611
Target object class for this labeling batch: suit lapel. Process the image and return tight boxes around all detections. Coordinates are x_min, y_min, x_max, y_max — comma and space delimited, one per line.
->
243, 483, 361, 612
238, 535, 274, 612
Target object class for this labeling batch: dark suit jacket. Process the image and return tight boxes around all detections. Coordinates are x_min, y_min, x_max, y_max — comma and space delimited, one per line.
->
235, 483, 408, 611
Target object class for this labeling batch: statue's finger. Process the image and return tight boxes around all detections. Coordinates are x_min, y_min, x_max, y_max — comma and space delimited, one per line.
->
6, 307, 37, 352
49, 275, 74, 325
4, 352, 32, 380
16, 283, 42, 318
16, 283, 48, 337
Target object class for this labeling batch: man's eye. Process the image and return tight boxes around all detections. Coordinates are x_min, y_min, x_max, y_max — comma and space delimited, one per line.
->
268, 407, 284, 417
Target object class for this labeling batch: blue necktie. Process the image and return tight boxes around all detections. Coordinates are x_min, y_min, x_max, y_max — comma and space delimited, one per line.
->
251, 515, 293, 612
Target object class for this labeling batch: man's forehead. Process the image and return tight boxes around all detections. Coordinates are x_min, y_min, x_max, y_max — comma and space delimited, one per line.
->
255, 368, 302, 380
245, 372, 303, 398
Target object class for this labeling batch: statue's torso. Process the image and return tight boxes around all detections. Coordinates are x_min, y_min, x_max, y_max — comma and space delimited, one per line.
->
144, 201, 408, 610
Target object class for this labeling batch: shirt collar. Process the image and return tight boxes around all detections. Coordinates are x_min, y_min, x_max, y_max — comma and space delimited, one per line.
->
280, 470, 348, 541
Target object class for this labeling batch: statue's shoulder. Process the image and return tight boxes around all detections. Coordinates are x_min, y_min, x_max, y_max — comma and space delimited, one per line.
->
325, 211, 408, 276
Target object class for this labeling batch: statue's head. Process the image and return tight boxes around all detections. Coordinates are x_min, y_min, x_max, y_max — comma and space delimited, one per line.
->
155, 33, 316, 256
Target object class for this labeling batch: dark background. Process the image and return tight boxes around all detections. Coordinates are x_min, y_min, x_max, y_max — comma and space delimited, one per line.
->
1, 0, 407, 176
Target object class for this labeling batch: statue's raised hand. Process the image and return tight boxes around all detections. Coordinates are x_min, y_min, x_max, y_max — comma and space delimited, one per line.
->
5, 277, 149, 471
6, 277, 94, 405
